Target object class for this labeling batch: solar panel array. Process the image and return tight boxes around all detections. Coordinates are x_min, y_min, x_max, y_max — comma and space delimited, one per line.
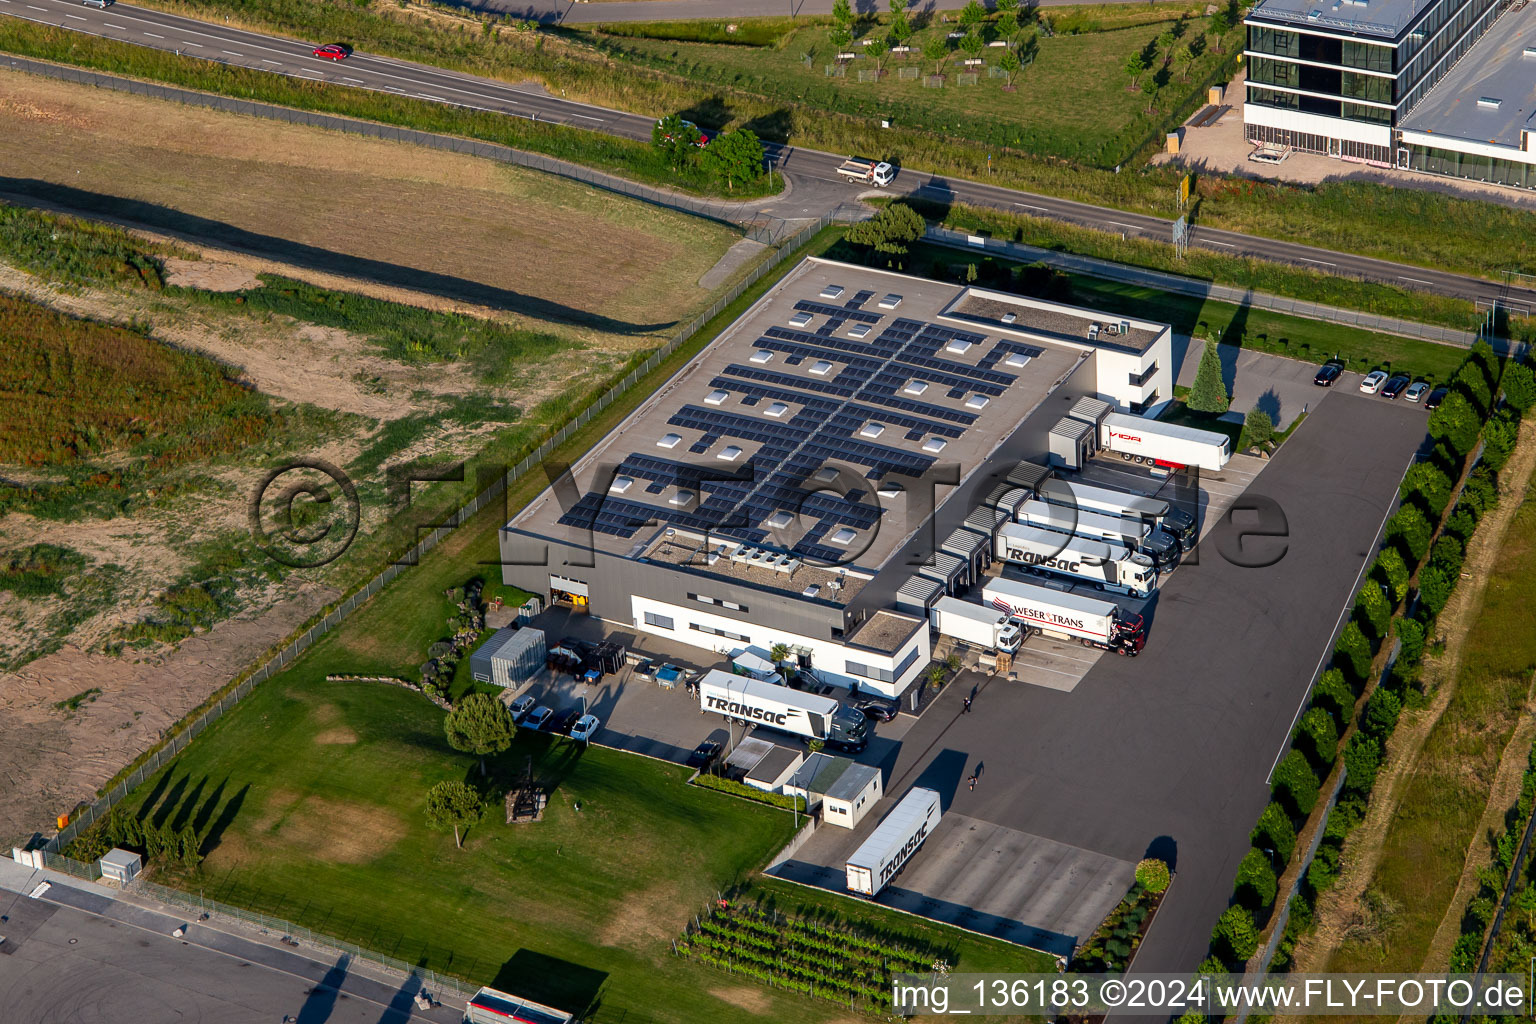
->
557, 292, 1044, 564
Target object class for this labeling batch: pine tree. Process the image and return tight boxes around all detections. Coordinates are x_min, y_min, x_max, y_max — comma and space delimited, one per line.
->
1188, 339, 1230, 413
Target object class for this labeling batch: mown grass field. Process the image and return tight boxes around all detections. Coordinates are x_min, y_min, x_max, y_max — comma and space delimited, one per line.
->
1325, 480, 1536, 976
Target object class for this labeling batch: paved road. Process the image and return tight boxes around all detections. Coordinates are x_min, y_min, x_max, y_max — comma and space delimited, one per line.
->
4, 0, 1535, 306
0, 870, 461, 1023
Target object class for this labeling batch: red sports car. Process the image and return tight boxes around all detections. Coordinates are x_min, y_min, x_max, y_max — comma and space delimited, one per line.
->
312, 43, 351, 60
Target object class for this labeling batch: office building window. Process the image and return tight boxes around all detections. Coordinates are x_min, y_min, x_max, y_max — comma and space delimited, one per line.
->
643, 611, 675, 630
691, 623, 751, 643
846, 660, 893, 683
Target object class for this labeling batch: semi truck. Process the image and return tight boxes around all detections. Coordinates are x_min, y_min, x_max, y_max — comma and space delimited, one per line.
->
1063, 399, 1231, 472
930, 596, 1022, 653
845, 786, 943, 897
1014, 498, 1179, 568
1036, 477, 1197, 551
994, 521, 1157, 597
698, 669, 868, 752
836, 157, 896, 187
982, 576, 1147, 655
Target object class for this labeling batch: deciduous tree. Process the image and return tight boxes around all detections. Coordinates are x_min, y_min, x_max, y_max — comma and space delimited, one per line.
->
702, 129, 764, 192
425, 780, 485, 849
651, 114, 702, 169
1123, 51, 1148, 90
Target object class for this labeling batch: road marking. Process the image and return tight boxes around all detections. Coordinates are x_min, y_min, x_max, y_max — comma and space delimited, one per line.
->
1012, 202, 1048, 212
222, 49, 242, 56
65, 13, 86, 20
1207, 240, 1236, 247
105, 23, 129, 30
261, 58, 280, 64
1297, 256, 1336, 267
418, 93, 448, 102
181, 40, 202, 46
143, 30, 163, 37
342, 76, 364, 84
1107, 221, 1140, 232
383, 84, 404, 92
1398, 275, 1434, 285
25, 4, 47, 9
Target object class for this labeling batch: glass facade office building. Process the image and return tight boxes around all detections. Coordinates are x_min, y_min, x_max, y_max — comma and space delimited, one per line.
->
1242, 0, 1510, 168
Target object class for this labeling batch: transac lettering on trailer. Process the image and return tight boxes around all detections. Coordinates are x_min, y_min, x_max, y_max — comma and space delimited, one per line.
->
703, 694, 793, 727
1010, 549, 1088, 573
880, 821, 931, 886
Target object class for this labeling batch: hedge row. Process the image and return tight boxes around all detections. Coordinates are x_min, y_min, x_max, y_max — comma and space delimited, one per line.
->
1206, 339, 1526, 974
689, 772, 807, 811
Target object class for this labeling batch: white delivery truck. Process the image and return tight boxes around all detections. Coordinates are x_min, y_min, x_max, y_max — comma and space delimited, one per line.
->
1037, 478, 1197, 551
994, 521, 1157, 597
930, 596, 1022, 653
1014, 498, 1179, 568
845, 786, 942, 897
836, 157, 896, 187
698, 669, 868, 751
982, 576, 1147, 655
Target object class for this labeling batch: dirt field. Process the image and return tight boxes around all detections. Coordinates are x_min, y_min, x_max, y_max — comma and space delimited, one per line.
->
0, 70, 749, 845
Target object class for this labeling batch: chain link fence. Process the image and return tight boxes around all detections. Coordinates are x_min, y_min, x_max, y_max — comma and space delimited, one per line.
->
0, 54, 808, 245
43, 210, 833, 858
928, 227, 1491, 350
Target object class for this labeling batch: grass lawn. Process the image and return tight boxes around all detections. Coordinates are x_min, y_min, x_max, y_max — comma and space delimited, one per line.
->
585, 11, 1235, 167
910, 243, 1470, 383
1325, 482, 1536, 975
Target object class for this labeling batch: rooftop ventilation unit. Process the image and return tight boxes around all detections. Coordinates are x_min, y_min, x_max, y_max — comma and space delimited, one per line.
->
810, 359, 835, 376
820, 284, 845, 299
965, 394, 991, 410
705, 389, 729, 405
609, 476, 634, 494
829, 527, 859, 546
764, 402, 790, 418
877, 293, 903, 309
750, 349, 774, 364
922, 437, 948, 453
788, 312, 813, 327
904, 380, 930, 395
848, 324, 872, 339
1005, 352, 1032, 368
1478, 97, 1502, 109
669, 489, 695, 506
946, 338, 974, 355
859, 422, 886, 439
718, 445, 744, 461
1001, 312, 1018, 324
657, 433, 683, 449
802, 583, 821, 598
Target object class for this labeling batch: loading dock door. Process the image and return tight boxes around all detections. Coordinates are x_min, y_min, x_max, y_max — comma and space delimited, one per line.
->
549, 574, 590, 610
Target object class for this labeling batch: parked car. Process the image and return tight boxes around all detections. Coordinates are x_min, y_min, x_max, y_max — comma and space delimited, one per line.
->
1382, 374, 1411, 399
508, 694, 536, 723
569, 714, 601, 743
1425, 386, 1449, 410
686, 740, 722, 770
312, 43, 352, 60
1313, 362, 1342, 387
855, 698, 899, 722
547, 708, 578, 735
524, 705, 554, 731
1404, 381, 1430, 403
1359, 370, 1389, 394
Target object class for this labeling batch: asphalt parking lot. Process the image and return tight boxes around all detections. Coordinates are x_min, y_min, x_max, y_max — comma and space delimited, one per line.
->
770, 385, 1427, 965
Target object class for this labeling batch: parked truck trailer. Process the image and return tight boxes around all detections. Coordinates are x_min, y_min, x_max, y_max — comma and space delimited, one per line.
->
982, 576, 1146, 655
1036, 477, 1197, 550
698, 669, 868, 751
994, 522, 1157, 597
930, 596, 1022, 653
845, 786, 943, 897
1014, 498, 1179, 568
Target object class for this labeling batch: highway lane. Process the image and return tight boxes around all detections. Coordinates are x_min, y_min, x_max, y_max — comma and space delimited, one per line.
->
4, 0, 1535, 312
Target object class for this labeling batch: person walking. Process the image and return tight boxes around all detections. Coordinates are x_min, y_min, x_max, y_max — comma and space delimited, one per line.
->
963, 696, 973, 713
968, 773, 977, 791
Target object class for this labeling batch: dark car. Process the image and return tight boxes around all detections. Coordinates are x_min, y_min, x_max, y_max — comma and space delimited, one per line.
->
1381, 374, 1411, 399
686, 740, 722, 770
546, 708, 578, 735
855, 698, 899, 722
1425, 386, 1449, 410
312, 43, 352, 60
1313, 362, 1342, 387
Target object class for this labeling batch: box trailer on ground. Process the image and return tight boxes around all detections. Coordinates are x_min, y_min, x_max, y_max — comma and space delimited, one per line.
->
845, 786, 943, 897
836, 157, 895, 186
698, 669, 868, 751
464, 986, 572, 1024
982, 576, 1146, 655
1063, 400, 1231, 472
930, 596, 1022, 653
994, 522, 1157, 597
1014, 498, 1178, 568
1036, 477, 1197, 550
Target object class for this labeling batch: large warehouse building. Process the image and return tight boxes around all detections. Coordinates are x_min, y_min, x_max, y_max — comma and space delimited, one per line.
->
1244, 0, 1536, 189
499, 258, 1174, 698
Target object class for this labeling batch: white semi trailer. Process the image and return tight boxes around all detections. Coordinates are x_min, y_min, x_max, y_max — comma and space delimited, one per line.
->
930, 596, 1022, 653
1014, 498, 1179, 568
1097, 411, 1231, 471
994, 522, 1157, 597
698, 669, 868, 752
845, 786, 943, 897
982, 576, 1147, 655
1036, 477, 1197, 550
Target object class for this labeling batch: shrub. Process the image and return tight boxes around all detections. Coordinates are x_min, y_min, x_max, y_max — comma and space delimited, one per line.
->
1460, 471, 1498, 518
1234, 847, 1279, 911
1312, 668, 1355, 725
1385, 505, 1433, 564
1501, 360, 1536, 412
1418, 564, 1457, 617
1136, 858, 1172, 893
691, 772, 807, 811
1252, 802, 1297, 863
1396, 616, 1426, 667
1482, 413, 1518, 472
1444, 506, 1479, 543
1211, 906, 1259, 965
1342, 732, 1382, 796
1335, 621, 1374, 682
1274, 750, 1321, 816
1430, 535, 1464, 576
1354, 582, 1392, 642
1361, 687, 1403, 740
1373, 547, 1411, 603
1400, 461, 1453, 519
1239, 409, 1274, 451
1453, 361, 1493, 414
1428, 391, 1482, 456
1296, 707, 1340, 769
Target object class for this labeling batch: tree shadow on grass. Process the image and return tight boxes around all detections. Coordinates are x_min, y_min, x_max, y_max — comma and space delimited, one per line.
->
149, 773, 190, 830
200, 784, 251, 858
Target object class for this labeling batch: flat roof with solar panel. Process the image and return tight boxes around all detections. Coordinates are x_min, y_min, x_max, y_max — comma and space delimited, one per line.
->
503, 258, 1089, 604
